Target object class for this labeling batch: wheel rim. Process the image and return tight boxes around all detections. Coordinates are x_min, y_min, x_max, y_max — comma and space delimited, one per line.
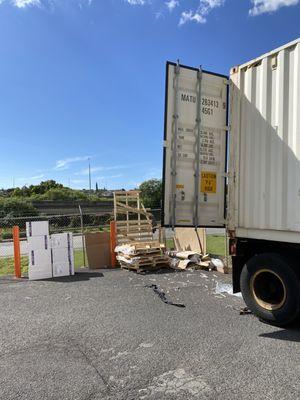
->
250, 269, 287, 311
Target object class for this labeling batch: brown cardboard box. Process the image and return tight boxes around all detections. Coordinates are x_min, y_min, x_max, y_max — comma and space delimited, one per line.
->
85, 232, 111, 269
174, 228, 206, 254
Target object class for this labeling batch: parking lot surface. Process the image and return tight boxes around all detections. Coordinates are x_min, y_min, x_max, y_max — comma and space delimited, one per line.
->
0, 268, 299, 400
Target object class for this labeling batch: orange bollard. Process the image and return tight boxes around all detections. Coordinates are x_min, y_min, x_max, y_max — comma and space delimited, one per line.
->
13, 226, 21, 278
110, 221, 117, 268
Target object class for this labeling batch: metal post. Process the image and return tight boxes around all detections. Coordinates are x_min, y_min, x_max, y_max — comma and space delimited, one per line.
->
110, 221, 117, 268
170, 60, 180, 230
13, 226, 21, 278
78, 205, 86, 267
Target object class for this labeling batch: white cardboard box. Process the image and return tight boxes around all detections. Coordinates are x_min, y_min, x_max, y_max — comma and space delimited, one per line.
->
51, 233, 73, 249
26, 221, 49, 238
27, 235, 50, 252
52, 247, 74, 276
28, 248, 52, 280
52, 261, 72, 277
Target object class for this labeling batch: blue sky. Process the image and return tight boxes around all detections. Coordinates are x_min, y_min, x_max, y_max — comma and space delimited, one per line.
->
1, 0, 300, 190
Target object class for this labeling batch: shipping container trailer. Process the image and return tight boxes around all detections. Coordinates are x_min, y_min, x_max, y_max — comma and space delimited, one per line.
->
162, 38, 300, 325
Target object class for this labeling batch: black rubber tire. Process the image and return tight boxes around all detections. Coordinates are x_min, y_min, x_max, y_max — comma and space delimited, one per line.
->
240, 253, 300, 326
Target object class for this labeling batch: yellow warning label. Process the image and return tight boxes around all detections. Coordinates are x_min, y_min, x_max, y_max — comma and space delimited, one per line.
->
176, 184, 185, 189
201, 172, 217, 193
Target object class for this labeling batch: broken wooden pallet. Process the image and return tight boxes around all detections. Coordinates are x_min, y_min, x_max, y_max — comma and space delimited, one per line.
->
117, 255, 169, 267
115, 240, 170, 272
113, 191, 154, 246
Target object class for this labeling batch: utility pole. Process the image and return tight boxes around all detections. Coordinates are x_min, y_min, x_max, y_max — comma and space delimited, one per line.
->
88, 158, 92, 193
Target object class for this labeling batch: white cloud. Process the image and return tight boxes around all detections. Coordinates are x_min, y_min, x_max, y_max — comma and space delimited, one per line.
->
76, 162, 147, 176
95, 174, 123, 180
142, 168, 162, 180
54, 156, 90, 171
249, 0, 299, 15
13, 0, 41, 7
179, 0, 225, 25
179, 10, 206, 25
126, 0, 145, 4
77, 165, 126, 175
1, 0, 92, 8
70, 179, 86, 184
166, 0, 179, 11
18, 174, 45, 182
155, 11, 165, 19
0, 0, 297, 28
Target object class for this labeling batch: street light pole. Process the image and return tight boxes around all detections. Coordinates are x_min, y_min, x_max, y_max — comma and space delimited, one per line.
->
88, 158, 92, 193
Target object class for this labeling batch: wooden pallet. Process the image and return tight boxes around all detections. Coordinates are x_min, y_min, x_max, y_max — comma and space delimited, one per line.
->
117, 255, 169, 268
113, 191, 154, 245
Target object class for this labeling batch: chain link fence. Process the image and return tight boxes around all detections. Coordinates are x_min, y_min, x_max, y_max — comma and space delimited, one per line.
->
0, 208, 163, 276
0, 210, 114, 276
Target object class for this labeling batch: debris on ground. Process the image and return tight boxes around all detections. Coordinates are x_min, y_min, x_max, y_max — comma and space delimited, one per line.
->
211, 258, 229, 274
240, 306, 252, 315
214, 281, 242, 298
167, 250, 228, 273
145, 284, 185, 308
115, 241, 170, 273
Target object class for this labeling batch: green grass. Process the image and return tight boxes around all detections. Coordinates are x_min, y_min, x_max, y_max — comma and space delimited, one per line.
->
166, 235, 226, 257
74, 250, 86, 268
206, 235, 226, 257
0, 255, 29, 276
166, 238, 175, 250
0, 249, 86, 276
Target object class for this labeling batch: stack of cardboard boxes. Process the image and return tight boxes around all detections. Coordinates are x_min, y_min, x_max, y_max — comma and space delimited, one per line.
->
51, 233, 75, 277
26, 221, 74, 280
27, 221, 52, 281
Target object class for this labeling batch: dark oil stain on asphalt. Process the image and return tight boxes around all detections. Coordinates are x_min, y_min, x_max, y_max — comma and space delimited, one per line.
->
145, 284, 186, 308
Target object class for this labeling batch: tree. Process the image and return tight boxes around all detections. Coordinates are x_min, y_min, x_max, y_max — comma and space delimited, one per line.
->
95, 182, 99, 192
12, 180, 64, 197
0, 198, 39, 218
139, 179, 162, 209
38, 187, 90, 201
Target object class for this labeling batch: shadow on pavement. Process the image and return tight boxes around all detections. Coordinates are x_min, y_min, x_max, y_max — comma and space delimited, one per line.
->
259, 319, 300, 342
3, 270, 105, 283
48, 271, 104, 282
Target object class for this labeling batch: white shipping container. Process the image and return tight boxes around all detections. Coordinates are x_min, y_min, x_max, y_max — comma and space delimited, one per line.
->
162, 39, 300, 325
163, 62, 228, 228
26, 221, 49, 238
229, 38, 300, 243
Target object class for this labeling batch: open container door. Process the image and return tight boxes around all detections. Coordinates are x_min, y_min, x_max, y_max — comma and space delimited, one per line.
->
162, 62, 228, 228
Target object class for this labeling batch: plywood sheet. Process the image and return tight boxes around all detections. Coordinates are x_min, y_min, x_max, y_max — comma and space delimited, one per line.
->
174, 228, 206, 254
85, 232, 111, 269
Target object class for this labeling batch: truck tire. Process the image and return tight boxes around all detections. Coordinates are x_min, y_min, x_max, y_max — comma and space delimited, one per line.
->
240, 253, 300, 326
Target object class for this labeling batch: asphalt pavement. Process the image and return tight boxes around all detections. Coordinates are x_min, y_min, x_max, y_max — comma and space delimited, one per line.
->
1, 268, 299, 400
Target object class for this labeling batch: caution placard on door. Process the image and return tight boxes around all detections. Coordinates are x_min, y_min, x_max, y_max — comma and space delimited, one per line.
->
200, 172, 217, 193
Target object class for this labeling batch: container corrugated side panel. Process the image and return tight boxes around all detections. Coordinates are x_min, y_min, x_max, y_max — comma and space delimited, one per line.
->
230, 40, 300, 241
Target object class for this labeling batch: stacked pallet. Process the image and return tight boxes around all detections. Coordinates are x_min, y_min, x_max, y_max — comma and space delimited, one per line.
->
113, 191, 153, 245
115, 241, 170, 273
